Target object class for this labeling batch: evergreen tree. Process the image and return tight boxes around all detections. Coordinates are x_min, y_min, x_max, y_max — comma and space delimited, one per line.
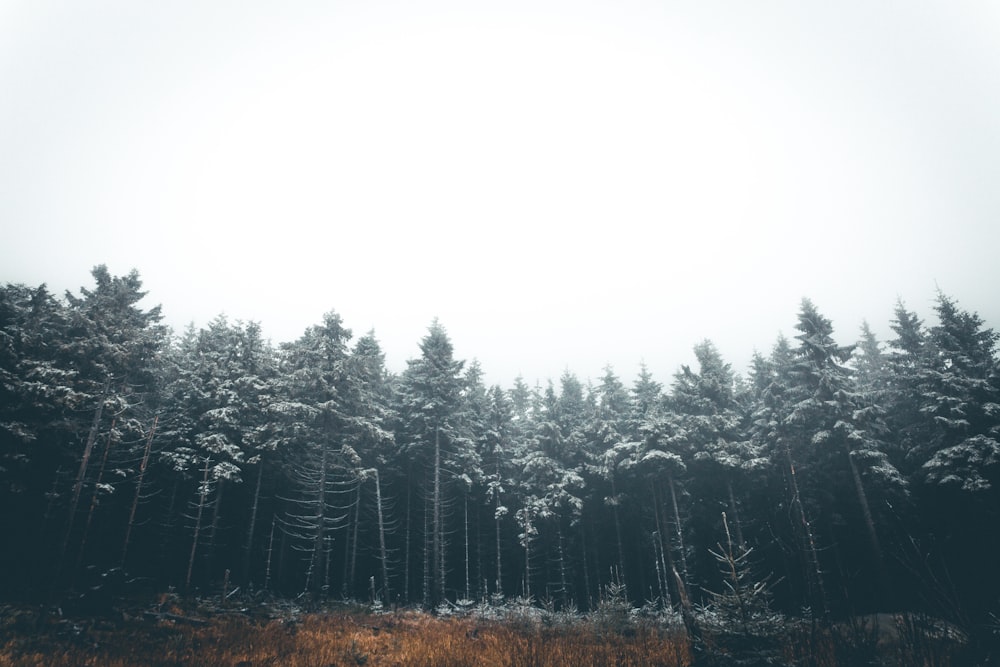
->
749, 331, 828, 616
703, 513, 782, 665
674, 341, 760, 565
397, 319, 468, 607
0, 283, 80, 592
345, 331, 397, 602
585, 367, 634, 600
57, 267, 168, 586
896, 294, 1000, 620
481, 384, 516, 599
158, 316, 268, 589
919, 293, 1000, 491
270, 312, 361, 595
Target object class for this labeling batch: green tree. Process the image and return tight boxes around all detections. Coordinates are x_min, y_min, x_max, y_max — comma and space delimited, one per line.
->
270, 312, 361, 595
397, 320, 468, 607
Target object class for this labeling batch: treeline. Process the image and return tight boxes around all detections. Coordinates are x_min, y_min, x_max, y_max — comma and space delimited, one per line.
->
1, 266, 998, 629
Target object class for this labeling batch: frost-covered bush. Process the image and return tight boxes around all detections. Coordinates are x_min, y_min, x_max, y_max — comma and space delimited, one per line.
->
698, 513, 787, 665
590, 579, 634, 636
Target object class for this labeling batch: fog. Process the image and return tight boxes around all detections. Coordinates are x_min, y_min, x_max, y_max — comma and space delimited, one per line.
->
3, 1, 999, 386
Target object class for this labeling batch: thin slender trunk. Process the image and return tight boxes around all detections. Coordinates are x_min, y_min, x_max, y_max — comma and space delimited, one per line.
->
324, 530, 333, 595
122, 416, 156, 568
786, 445, 828, 619
433, 426, 445, 605
846, 447, 883, 565
846, 446, 887, 602
404, 480, 412, 603
305, 445, 329, 594
242, 461, 264, 583
345, 482, 361, 597
277, 514, 289, 590
726, 478, 745, 547
77, 418, 116, 575
374, 470, 390, 603
666, 473, 689, 584
277, 510, 289, 590
475, 500, 483, 600
523, 511, 532, 599
652, 482, 673, 607
422, 494, 431, 607
556, 520, 569, 605
160, 479, 180, 578
464, 495, 471, 601
264, 515, 276, 591
342, 487, 353, 593
674, 564, 703, 648
493, 456, 503, 597
494, 500, 503, 597
652, 533, 666, 604
580, 523, 592, 609
59, 378, 110, 581
610, 475, 627, 595
207, 477, 225, 576
186, 457, 212, 592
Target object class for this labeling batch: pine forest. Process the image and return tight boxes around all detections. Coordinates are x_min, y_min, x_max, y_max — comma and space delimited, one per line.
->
2, 265, 999, 665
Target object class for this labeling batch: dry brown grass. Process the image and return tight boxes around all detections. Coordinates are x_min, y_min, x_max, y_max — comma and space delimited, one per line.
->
1, 605, 972, 666
0, 608, 693, 667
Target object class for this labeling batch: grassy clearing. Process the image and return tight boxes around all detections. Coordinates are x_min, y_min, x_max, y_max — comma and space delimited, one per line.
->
0, 607, 692, 667
0, 600, 974, 666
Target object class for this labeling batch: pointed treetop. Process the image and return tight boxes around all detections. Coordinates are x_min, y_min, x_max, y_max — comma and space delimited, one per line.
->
890, 298, 925, 357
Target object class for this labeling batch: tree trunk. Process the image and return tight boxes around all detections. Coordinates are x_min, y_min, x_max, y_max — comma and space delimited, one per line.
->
58, 377, 110, 582
556, 520, 569, 605
207, 477, 226, 576
404, 479, 412, 603
186, 457, 212, 592
264, 515, 276, 591
610, 474, 627, 596
494, 457, 503, 598
122, 416, 157, 568
464, 495, 471, 601
76, 418, 116, 576
494, 497, 503, 598
785, 445, 828, 620
846, 446, 886, 586
667, 473, 689, 585
373, 469, 390, 603
726, 478, 745, 547
345, 482, 361, 597
160, 478, 180, 578
433, 426, 445, 605
651, 481, 674, 607
323, 529, 333, 595
242, 460, 264, 584
305, 444, 329, 594
422, 494, 431, 608
846, 447, 881, 562
580, 523, 592, 609
523, 511, 532, 599
277, 511, 289, 591
475, 500, 483, 600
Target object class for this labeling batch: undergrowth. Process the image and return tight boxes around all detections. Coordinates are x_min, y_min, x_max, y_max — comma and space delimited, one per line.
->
0, 604, 691, 667
0, 598, 974, 667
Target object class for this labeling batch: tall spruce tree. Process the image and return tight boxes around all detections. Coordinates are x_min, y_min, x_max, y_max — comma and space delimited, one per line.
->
675, 341, 759, 562
269, 312, 361, 595
158, 316, 264, 590
57, 267, 167, 587
397, 320, 467, 608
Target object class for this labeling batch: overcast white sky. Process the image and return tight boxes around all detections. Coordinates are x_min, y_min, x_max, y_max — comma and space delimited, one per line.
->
2, 1, 999, 387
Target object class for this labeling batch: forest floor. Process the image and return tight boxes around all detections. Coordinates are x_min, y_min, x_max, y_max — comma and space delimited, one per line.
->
0, 594, 978, 666
1, 596, 692, 667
